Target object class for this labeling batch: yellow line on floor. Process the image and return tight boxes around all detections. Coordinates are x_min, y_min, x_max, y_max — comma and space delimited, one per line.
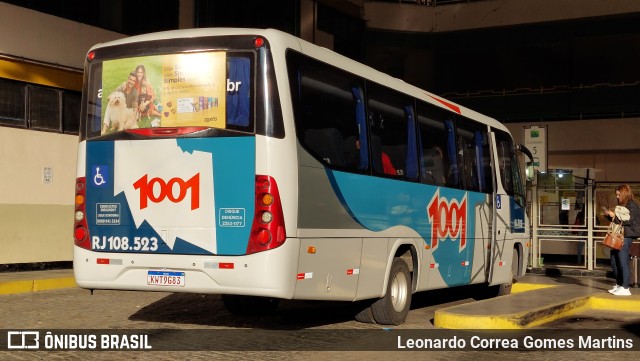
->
0, 277, 76, 295
588, 293, 640, 312
512, 282, 557, 293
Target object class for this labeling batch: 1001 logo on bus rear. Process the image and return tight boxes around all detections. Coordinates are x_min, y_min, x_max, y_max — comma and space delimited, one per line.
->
133, 174, 200, 210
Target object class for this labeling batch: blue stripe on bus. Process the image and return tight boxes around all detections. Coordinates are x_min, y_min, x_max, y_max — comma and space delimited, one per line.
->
177, 137, 256, 255
511, 197, 526, 233
328, 169, 488, 286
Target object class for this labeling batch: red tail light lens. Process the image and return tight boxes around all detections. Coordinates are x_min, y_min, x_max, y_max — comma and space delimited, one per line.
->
74, 177, 91, 250
246, 175, 286, 254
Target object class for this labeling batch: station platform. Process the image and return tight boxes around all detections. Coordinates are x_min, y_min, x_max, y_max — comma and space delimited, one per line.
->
435, 273, 640, 329
1, 268, 638, 330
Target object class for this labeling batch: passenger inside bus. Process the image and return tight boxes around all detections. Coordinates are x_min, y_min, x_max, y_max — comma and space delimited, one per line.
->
371, 135, 395, 176
382, 145, 406, 176
422, 147, 446, 185
343, 136, 361, 169
304, 128, 347, 167
381, 151, 397, 175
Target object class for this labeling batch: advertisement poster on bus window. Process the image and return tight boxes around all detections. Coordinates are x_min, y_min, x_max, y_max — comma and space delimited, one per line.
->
101, 52, 227, 134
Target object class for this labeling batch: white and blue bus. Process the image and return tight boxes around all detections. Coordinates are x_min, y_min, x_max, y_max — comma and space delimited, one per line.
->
73, 28, 532, 325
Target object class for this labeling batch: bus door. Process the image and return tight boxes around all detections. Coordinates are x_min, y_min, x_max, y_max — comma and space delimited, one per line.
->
487, 131, 516, 286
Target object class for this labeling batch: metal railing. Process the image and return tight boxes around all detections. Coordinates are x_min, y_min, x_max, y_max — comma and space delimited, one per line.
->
531, 181, 640, 270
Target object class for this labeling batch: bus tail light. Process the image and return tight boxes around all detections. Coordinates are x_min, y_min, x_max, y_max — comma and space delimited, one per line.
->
246, 175, 286, 254
74, 177, 91, 250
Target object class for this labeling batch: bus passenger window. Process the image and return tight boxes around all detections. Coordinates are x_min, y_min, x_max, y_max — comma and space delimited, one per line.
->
417, 101, 457, 188
455, 116, 492, 193
367, 83, 412, 178
287, 52, 365, 171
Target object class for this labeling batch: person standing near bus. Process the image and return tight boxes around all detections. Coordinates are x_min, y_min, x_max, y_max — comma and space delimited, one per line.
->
604, 184, 640, 296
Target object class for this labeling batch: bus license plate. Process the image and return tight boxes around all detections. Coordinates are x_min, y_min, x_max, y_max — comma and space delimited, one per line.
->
147, 270, 185, 287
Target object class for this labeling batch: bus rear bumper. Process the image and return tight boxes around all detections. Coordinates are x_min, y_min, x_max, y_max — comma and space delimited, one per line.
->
73, 239, 300, 299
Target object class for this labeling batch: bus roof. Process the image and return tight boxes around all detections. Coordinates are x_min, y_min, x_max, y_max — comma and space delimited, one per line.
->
89, 27, 510, 134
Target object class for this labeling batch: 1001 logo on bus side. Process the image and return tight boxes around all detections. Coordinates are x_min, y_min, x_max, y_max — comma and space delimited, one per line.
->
427, 190, 467, 251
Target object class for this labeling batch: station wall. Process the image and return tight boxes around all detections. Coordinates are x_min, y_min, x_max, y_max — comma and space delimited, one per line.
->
0, 3, 122, 266
506, 117, 640, 182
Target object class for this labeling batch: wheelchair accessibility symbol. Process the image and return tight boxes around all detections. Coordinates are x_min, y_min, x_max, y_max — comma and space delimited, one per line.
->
92, 165, 109, 187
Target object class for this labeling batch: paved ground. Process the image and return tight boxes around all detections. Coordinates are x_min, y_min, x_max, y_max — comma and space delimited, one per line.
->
0, 269, 639, 359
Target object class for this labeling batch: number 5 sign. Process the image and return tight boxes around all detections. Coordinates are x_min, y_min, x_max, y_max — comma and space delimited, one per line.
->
524, 125, 547, 178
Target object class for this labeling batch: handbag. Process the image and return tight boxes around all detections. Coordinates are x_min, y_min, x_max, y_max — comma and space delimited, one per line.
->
603, 221, 624, 250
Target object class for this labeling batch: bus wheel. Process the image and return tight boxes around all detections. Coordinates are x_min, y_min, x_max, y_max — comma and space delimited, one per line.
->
354, 302, 376, 323
371, 257, 412, 325
221, 295, 280, 316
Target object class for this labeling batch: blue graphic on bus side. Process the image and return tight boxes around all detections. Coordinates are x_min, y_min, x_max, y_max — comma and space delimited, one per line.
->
327, 170, 488, 287
511, 197, 526, 233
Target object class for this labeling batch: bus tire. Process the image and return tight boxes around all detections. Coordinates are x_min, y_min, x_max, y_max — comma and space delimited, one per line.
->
354, 302, 376, 323
221, 295, 280, 316
371, 257, 412, 325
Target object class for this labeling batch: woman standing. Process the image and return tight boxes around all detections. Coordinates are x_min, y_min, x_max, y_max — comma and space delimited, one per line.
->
604, 184, 640, 296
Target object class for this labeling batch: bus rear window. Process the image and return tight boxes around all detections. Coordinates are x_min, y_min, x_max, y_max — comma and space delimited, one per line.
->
84, 51, 253, 138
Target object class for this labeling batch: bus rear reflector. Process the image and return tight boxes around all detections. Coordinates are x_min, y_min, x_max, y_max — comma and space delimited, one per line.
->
73, 177, 91, 250
97, 258, 123, 265
246, 175, 286, 254
125, 127, 208, 137
74, 227, 87, 241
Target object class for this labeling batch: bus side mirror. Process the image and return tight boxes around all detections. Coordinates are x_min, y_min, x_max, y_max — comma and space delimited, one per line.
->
525, 162, 535, 182
516, 144, 535, 182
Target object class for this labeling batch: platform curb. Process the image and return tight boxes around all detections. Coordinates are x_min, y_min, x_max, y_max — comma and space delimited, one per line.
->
0, 277, 76, 295
588, 293, 640, 312
435, 285, 640, 329
434, 295, 591, 329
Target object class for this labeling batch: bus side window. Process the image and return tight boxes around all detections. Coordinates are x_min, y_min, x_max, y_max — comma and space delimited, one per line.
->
455, 116, 493, 193
287, 51, 365, 172
367, 83, 411, 178
417, 100, 458, 188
